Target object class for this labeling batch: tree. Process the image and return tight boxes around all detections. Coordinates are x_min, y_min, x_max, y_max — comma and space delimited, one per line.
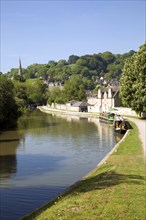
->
47, 88, 67, 105
106, 63, 122, 79
0, 75, 19, 128
82, 78, 95, 90
26, 63, 48, 79
100, 51, 115, 65
68, 55, 79, 64
64, 75, 86, 101
26, 79, 48, 105
13, 80, 28, 112
48, 60, 57, 67
37, 64, 49, 80
120, 42, 146, 114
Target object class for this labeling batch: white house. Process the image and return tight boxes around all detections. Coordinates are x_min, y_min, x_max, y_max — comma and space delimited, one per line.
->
87, 86, 122, 113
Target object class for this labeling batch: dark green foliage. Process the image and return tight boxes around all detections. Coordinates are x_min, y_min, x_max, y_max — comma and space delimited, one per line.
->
47, 88, 67, 105
13, 79, 48, 112
25, 79, 48, 105
100, 51, 115, 64
64, 75, 86, 101
120, 42, 146, 114
25, 64, 49, 79
68, 55, 79, 64
0, 75, 19, 128
47, 75, 86, 105
13, 80, 28, 112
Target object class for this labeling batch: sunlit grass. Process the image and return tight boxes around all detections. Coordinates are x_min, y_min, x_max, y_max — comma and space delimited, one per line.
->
23, 122, 145, 220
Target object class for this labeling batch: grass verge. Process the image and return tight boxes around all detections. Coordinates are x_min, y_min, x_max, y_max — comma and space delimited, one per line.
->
22, 122, 146, 220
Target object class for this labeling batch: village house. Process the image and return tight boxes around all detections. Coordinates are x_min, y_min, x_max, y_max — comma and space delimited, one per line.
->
66, 100, 88, 112
87, 86, 122, 113
48, 81, 63, 90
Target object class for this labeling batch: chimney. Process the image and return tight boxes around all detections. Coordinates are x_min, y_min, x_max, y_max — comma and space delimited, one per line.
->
108, 87, 112, 98
98, 89, 102, 99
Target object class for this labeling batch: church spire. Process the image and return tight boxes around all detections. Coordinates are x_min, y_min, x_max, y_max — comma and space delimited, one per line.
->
18, 57, 23, 75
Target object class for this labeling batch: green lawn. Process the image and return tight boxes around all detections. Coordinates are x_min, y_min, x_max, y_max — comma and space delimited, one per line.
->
23, 122, 146, 220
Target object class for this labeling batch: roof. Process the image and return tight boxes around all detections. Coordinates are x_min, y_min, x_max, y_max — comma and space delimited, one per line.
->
103, 85, 119, 93
72, 101, 88, 107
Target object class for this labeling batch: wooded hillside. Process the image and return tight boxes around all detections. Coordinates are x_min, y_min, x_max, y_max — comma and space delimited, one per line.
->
6, 50, 135, 90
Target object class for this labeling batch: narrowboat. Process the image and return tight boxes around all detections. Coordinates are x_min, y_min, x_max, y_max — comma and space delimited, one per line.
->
113, 115, 127, 134
99, 112, 115, 123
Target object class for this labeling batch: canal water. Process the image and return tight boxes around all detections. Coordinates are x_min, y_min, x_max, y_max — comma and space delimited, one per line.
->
0, 110, 122, 220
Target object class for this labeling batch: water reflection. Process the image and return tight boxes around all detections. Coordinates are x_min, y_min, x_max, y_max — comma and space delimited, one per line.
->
89, 117, 123, 145
0, 129, 22, 155
0, 129, 22, 181
18, 111, 59, 131
0, 155, 17, 180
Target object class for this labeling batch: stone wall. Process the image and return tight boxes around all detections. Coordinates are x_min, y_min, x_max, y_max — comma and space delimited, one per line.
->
48, 103, 80, 112
112, 107, 138, 116
50, 103, 66, 110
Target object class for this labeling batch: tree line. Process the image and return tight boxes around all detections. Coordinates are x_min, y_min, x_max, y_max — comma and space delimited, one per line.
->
6, 50, 135, 85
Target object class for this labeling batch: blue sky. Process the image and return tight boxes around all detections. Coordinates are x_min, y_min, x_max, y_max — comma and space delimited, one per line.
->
1, 0, 145, 73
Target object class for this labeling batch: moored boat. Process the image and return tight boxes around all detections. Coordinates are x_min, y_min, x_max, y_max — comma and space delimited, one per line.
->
99, 112, 115, 123
113, 115, 127, 134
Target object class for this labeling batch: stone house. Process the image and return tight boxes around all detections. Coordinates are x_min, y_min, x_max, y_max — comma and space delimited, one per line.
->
44, 81, 63, 90
87, 86, 122, 113
66, 101, 88, 112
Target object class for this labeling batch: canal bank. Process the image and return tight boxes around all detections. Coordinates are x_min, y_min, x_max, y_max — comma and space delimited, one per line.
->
37, 106, 99, 117
22, 116, 145, 219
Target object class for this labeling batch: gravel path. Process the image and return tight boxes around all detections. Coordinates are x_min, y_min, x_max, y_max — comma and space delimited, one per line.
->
127, 117, 146, 156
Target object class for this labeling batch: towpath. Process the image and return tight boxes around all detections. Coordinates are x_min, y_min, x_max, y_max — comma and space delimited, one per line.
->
127, 117, 146, 156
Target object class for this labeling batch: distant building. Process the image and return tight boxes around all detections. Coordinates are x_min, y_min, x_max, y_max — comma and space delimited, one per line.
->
66, 101, 88, 112
18, 58, 23, 75
87, 86, 122, 113
47, 81, 64, 90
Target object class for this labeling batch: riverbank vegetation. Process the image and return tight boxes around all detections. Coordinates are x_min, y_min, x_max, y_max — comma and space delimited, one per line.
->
0, 74, 19, 128
0, 74, 48, 129
22, 121, 145, 220
14, 79, 48, 111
